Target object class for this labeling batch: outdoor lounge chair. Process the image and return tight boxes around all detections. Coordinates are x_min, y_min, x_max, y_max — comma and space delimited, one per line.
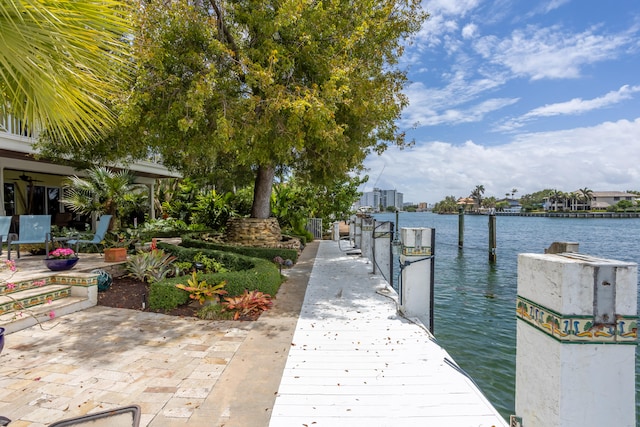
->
6, 215, 53, 260
67, 215, 112, 253
0, 216, 11, 256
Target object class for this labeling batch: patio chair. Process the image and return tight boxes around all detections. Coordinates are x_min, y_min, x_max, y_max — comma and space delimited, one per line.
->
0, 216, 11, 256
67, 215, 112, 253
48, 405, 141, 426
6, 215, 52, 260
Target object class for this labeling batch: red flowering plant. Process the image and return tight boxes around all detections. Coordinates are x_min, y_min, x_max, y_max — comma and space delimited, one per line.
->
47, 248, 77, 260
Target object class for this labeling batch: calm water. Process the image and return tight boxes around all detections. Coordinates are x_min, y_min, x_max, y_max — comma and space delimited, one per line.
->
373, 212, 640, 421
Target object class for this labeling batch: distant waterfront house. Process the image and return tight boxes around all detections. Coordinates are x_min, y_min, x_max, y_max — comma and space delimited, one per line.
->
457, 197, 476, 212
498, 198, 522, 213
589, 191, 638, 209
0, 114, 180, 226
543, 190, 637, 211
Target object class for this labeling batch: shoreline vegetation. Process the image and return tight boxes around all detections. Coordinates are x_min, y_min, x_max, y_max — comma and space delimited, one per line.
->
437, 211, 640, 218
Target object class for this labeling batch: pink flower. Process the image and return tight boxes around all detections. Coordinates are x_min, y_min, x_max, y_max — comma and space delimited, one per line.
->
49, 311, 56, 319
33, 280, 46, 287
4, 260, 16, 271
48, 248, 76, 259
6, 283, 15, 290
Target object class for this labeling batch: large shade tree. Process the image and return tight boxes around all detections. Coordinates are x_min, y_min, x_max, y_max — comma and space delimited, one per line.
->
0, 0, 132, 144
109, 0, 426, 218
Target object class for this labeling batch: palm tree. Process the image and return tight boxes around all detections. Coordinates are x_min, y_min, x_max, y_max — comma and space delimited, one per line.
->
62, 167, 147, 229
511, 188, 518, 199
470, 185, 485, 211
579, 187, 593, 210
549, 189, 565, 211
0, 1, 132, 144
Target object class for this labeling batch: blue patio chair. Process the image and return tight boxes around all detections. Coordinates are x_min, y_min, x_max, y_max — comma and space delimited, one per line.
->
67, 215, 112, 253
0, 216, 11, 256
7, 215, 52, 260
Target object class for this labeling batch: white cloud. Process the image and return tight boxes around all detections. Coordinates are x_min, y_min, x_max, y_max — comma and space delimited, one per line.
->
462, 23, 479, 39
364, 118, 640, 204
496, 85, 640, 131
474, 25, 633, 80
401, 72, 510, 127
524, 85, 640, 117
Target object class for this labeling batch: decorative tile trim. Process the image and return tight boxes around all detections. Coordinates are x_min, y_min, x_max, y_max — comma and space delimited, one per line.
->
0, 278, 53, 296
516, 295, 637, 344
52, 274, 98, 287
401, 246, 432, 256
0, 287, 71, 315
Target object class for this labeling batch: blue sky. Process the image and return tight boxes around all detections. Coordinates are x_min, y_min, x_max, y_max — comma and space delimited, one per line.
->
363, 0, 640, 204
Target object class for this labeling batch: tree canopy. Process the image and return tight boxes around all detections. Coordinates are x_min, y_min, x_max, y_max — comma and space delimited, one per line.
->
41, 0, 426, 218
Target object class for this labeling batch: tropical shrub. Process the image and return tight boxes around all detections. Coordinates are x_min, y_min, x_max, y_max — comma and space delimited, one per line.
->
192, 190, 234, 230
222, 290, 273, 320
177, 236, 298, 263
126, 249, 177, 283
193, 252, 227, 273
175, 272, 227, 304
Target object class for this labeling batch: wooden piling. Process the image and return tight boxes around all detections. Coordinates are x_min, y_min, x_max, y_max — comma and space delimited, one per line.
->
488, 212, 496, 262
458, 207, 464, 249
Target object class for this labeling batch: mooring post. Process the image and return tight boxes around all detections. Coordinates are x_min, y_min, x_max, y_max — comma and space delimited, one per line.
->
354, 214, 363, 248
458, 206, 464, 249
488, 210, 496, 262
332, 221, 340, 241
399, 227, 435, 332
360, 216, 374, 262
515, 243, 637, 427
372, 220, 393, 280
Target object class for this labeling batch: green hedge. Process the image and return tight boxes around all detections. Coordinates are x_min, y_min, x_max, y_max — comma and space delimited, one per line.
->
180, 234, 298, 263
149, 243, 283, 311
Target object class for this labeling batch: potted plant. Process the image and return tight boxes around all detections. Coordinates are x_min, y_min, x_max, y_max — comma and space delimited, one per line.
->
103, 231, 136, 262
44, 247, 79, 271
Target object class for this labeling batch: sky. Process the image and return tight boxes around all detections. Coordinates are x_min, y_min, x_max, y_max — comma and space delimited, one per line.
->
362, 0, 640, 205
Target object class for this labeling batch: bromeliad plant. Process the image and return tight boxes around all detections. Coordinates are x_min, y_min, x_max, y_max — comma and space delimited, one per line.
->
222, 290, 273, 320
175, 272, 227, 305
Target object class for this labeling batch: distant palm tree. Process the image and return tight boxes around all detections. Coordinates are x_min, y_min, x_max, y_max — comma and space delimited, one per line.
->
579, 187, 594, 210
549, 189, 565, 211
470, 185, 485, 211
511, 188, 518, 199
0, 1, 132, 144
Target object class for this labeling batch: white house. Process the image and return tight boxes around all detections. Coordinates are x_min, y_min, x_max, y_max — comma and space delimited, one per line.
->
0, 115, 180, 225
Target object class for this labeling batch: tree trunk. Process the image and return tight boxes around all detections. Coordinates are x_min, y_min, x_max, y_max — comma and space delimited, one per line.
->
251, 164, 275, 219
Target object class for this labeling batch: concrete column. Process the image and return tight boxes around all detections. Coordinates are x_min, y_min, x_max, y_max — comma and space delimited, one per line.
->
360, 216, 374, 261
399, 227, 435, 331
149, 182, 156, 220
515, 245, 637, 427
373, 220, 393, 280
349, 216, 356, 246
332, 222, 340, 241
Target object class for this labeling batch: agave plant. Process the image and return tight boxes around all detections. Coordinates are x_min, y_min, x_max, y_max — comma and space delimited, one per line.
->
126, 249, 177, 283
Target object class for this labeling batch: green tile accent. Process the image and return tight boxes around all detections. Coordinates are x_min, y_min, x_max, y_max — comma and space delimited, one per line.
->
401, 246, 432, 256
516, 295, 637, 344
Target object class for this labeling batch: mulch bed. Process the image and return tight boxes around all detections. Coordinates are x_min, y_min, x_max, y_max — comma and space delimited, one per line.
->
97, 275, 260, 320
97, 276, 200, 318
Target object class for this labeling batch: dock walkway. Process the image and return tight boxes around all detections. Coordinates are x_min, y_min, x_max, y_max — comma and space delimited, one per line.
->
270, 240, 507, 426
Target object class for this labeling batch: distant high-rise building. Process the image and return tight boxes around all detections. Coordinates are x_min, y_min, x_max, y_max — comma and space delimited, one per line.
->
357, 188, 403, 212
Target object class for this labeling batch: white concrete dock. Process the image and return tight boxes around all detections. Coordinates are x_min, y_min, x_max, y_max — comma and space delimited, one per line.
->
270, 241, 508, 427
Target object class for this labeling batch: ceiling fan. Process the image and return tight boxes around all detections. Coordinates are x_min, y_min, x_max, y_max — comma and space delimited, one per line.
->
18, 172, 43, 183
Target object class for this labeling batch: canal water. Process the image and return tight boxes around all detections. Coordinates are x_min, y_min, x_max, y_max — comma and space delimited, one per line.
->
373, 211, 640, 421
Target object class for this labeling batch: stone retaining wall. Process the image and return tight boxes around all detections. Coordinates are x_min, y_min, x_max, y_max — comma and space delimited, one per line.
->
225, 218, 302, 252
